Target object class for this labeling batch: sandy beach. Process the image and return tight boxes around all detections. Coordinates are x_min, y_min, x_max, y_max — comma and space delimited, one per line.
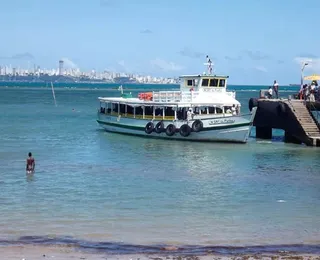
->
1, 245, 320, 260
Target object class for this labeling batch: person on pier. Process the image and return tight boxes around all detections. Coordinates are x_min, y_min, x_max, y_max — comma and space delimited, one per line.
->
267, 86, 273, 99
273, 80, 279, 99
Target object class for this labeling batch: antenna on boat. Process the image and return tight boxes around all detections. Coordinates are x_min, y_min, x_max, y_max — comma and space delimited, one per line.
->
118, 85, 123, 94
204, 55, 213, 75
51, 81, 57, 107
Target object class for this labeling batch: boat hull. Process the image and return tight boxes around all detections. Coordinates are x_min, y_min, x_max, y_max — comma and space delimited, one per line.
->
97, 113, 255, 143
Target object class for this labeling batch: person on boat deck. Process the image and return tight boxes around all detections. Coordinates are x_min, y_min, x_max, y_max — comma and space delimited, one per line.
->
231, 104, 237, 115
26, 152, 35, 173
187, 108, 194, 122
273, 80, 279, 98
267, 86, 273, 99
303, 84, 309, 103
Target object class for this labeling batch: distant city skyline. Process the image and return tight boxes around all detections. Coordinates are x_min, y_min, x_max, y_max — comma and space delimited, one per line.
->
0, 59, 178, 84
0, 0, 319, 85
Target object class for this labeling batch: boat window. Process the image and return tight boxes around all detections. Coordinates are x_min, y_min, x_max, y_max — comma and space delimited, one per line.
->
119, 104, 126, 114
208, 107, 215, 114
177, 107, 187, 120
186, 79, 193, 86
145, 106, 153, 116
99, 103, 106, 114
165, 107, 175, 117
127, 105, 134, 115
112, 103, 119, 113
202, 79, 209, 86
219, 79, 226, 87
225, 106, 232, 114
209, 78, 218, 87
155, 107, 162, 116
135, 106, 143, 116
216, 107, 223, 113
105, 103, 111, 114
200, 107, 207, 114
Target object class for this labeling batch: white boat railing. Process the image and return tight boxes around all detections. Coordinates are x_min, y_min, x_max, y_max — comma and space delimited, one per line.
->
152, 90, 235, 102
152, 91, 200, 102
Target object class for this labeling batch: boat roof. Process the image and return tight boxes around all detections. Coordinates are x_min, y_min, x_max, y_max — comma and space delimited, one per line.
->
179, 74, 229, 79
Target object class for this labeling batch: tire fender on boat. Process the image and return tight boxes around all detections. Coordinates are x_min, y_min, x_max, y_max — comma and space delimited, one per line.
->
192, 119, 203, 132
165, 124, 176, 136
179, 124, 191, 137
145, 122, 154, 134
248, 98, 258, 112
155, 121, 164, 134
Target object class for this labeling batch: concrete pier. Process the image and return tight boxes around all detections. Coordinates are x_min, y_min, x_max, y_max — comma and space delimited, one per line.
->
249, 97, 320, 146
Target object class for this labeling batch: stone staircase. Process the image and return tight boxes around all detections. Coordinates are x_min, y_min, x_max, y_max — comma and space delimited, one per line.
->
287, 100, 320, 146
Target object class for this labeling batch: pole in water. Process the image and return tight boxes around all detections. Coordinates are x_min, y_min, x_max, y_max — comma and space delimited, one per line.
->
51, 82, 57, 107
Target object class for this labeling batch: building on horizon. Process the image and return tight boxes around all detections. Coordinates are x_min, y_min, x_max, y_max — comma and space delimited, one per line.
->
59, 60, 64, 76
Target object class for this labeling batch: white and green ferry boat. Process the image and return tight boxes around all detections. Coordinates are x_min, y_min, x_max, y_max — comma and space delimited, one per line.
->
97, 59, 257, 143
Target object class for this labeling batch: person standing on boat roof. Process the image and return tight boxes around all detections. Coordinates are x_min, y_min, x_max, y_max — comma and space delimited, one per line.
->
273, 80, 279, 98
26, 152, 35, 173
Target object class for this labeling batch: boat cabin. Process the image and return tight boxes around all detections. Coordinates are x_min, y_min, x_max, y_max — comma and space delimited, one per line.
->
98, 98, 240, 121
180, 74, 229, 92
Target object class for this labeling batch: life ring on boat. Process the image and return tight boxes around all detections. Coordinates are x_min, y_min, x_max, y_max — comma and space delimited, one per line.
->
155, 121, 164, 133
179, 124, 191, 137
165, 124, 176, 136
248, 98, 258, 112
145, 122, 154, 134
277, 103, 287, 117
192, 119, 203, 132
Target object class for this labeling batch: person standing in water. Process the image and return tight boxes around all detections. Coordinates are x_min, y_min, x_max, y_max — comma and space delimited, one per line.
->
26, 152, 35, 173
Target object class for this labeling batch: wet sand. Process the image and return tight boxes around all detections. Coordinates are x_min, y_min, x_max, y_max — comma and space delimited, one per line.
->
1, 245, 320, 260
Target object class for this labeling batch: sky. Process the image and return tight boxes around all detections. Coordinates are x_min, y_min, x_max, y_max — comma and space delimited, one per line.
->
0, 0, 319, 85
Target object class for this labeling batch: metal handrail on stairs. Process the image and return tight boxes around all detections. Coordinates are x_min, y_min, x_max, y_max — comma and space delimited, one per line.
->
308, 102, 320, 130
287, 99, 320, 135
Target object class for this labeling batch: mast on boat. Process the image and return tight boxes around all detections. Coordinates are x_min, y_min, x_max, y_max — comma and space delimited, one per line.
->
204, 55, 213, 75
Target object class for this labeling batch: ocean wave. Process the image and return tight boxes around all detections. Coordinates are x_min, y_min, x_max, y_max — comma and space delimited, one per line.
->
0, 236, 319, 255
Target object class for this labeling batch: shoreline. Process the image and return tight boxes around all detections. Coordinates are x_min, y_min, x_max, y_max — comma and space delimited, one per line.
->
1, 245, 320, 260
1, 236, 320, 256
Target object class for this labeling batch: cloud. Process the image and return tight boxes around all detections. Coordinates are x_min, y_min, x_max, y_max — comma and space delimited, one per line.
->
117, 60, 125, 67
298, 53, 318, 59
178, 47, 205, 59
255, 66, 268, 73
244, 50, 269, 60
294, 56, 320, 71
61, 57, 78, 69
150, 58, 184, 71
225, 55, 242, 61
140, 29, 152, 34
0, 52, 34, 60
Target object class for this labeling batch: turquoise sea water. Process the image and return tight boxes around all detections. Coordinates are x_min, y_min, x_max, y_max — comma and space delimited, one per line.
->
0, 84, 320, 255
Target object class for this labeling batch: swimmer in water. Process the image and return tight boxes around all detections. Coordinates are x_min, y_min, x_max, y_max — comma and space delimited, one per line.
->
26, 152, 35, 174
